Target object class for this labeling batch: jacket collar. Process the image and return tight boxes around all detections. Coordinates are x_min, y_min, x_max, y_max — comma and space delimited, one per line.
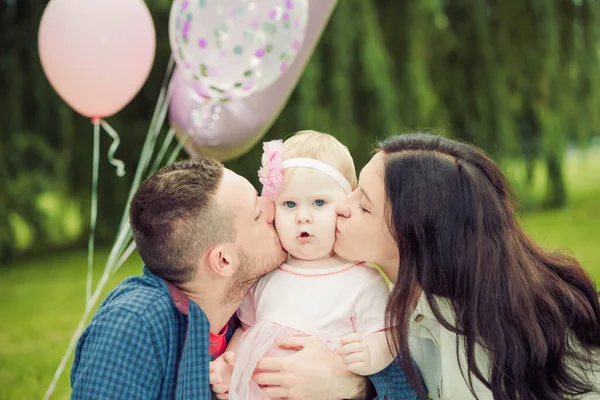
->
143, 266, 190, 315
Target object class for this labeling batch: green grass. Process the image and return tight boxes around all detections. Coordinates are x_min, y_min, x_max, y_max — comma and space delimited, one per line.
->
1, 152, 599, 400
509, 150, 600, 281
0, 251, 143, 400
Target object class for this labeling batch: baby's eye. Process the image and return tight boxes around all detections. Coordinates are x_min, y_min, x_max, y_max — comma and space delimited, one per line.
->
314, 199, 325, 207
284, 201, 296, 208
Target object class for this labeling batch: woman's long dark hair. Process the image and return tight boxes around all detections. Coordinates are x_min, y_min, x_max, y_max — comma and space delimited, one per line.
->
380, 134, 600, 400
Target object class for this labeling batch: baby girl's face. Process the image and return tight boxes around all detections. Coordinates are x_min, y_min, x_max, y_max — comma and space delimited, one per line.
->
274, 167, 347, 261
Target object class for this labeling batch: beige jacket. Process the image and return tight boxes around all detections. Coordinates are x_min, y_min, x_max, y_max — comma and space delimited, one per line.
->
409, 294, 600, 399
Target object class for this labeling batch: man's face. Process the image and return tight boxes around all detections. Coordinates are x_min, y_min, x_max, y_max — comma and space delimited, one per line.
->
215, 169, 287, 300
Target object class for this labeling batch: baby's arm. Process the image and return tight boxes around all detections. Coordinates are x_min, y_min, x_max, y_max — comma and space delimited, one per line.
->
225, 321, 251, 353
225, 322, 249, 353
339, 268, 396, 376
339, 331, 395, 375
210, 322, 251, 399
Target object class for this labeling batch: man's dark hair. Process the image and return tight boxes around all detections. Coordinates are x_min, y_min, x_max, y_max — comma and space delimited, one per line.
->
129, 158, 233, 283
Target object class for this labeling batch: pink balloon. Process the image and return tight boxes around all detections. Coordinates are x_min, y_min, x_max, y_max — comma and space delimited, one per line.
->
170, 0, 338, 162
38, 0, 156, 118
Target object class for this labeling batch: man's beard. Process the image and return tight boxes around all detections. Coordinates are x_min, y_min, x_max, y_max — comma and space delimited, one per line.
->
222, 249, 277, 306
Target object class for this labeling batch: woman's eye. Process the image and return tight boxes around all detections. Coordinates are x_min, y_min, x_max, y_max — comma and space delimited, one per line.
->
284, 201, 296, 208
314, 199, 325, 207
359, 204, 370, 214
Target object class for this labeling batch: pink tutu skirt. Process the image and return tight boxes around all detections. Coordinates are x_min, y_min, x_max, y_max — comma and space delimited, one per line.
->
228, 320, 338, 400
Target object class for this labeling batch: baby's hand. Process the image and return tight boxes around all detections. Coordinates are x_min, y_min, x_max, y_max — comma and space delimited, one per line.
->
338, 333, 372, 375
209, 351, 236, 399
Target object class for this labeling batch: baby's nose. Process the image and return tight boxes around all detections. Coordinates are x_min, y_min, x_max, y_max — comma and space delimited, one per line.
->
296, 209, 312, 224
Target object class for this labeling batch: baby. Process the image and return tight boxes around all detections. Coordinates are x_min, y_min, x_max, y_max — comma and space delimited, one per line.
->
210, 131, 394, 399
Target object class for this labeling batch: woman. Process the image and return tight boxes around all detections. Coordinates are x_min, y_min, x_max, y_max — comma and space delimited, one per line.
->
334, 133, 600, 400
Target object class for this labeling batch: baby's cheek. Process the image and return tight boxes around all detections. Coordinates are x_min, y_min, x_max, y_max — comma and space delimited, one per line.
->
322, 217, 338, 248
326, 210, 339, 232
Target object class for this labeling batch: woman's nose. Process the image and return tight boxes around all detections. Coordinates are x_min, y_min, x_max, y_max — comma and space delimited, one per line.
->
335, 202, 351, 218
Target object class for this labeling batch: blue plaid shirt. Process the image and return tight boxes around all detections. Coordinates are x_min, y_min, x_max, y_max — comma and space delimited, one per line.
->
71, 267, 419, 399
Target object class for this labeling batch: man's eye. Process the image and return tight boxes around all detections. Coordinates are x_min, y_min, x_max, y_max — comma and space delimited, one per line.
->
254, 211, 262, 221
284, 201, 296, 208
314, 199, 325, 207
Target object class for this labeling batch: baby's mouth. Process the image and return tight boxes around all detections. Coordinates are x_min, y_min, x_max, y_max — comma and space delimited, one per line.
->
297, 231, 313, 243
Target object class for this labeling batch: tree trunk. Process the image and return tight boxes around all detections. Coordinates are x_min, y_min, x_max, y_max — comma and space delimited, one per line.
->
543, 151, 567, 208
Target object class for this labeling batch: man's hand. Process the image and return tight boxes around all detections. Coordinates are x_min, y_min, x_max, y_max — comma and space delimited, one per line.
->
339, 333, 372, 375
209, 351, 236, 400
252, 336, 369, 400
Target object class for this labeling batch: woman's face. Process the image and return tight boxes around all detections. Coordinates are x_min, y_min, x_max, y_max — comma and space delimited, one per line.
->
334, 152, 400, 281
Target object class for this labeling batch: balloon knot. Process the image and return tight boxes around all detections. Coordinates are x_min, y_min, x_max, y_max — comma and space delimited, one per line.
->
91, 117, 101, 124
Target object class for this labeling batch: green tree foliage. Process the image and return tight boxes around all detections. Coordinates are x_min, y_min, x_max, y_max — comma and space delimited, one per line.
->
2, 0, 599, 263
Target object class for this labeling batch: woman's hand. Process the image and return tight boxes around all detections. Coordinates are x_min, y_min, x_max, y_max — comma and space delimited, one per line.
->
252, 336, 369, 400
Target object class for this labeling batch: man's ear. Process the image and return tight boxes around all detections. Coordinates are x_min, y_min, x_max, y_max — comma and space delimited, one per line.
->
205, 244, 236, 278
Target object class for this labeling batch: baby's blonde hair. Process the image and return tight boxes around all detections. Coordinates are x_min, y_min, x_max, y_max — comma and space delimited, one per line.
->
282, 130, 357, 190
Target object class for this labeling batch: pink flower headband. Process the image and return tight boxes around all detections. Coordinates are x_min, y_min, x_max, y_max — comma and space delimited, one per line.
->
258, 140, 284, 201
257, 140, 352, 201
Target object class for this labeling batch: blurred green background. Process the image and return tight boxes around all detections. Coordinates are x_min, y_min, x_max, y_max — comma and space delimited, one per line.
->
1, 0, 599, 398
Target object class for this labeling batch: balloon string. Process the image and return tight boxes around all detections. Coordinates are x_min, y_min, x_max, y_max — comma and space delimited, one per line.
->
107, 57, 175, 275
99, 120, 126, 177
86, 121, 100, 305
167, 131, 189, 165
112, 131, 186, 276
43, 59, 175, 400
114, 241, 137, 274
149, 127, 177, 174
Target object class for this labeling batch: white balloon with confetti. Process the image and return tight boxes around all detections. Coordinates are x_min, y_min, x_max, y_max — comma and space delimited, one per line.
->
169, 0, 309, 103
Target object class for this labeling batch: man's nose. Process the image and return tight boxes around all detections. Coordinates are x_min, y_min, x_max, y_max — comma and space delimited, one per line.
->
260, 197, 276, 223
335, 202, 351, 218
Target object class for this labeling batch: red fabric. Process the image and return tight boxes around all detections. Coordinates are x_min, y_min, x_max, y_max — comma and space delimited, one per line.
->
209, 325, 228, 360
165, 281, 190, 315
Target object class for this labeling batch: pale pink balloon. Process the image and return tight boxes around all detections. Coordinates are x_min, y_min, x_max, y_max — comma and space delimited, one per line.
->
38, 0, 156, 118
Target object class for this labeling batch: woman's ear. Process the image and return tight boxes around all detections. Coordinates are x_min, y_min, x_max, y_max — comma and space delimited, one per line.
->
205, 243, 237, 278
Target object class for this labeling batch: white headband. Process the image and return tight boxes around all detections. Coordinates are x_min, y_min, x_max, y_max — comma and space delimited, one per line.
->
281, 157, 352, 194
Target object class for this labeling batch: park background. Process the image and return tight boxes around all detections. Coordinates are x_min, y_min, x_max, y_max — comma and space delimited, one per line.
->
1, 0, 599, 398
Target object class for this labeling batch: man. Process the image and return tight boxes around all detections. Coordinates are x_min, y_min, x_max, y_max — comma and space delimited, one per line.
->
70, 158, 417, 399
